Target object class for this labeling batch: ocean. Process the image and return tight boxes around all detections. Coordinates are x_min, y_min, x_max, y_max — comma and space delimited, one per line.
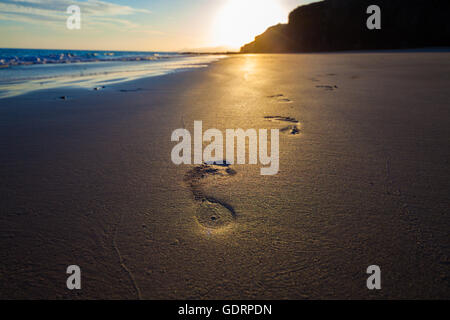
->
0, 48, 226, 98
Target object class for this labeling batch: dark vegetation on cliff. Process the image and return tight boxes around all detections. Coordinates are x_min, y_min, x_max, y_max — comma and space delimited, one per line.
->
241, 0, 450, 53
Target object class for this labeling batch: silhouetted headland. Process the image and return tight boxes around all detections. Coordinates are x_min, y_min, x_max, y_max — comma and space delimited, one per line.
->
241, 0, 450, 53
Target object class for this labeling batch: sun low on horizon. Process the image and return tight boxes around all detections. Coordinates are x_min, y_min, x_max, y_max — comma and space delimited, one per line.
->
0, 0, 310, 52
212, 0, 289, 49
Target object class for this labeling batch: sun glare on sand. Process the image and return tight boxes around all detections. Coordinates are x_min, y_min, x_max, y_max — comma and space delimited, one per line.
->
213, 0, 287, 49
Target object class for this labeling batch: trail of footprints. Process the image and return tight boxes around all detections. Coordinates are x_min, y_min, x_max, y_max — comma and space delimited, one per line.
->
184, 93, 300, 234
184, 74, 356, 234
184, 162, 237, 232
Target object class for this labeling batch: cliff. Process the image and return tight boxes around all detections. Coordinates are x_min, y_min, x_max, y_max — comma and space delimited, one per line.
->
240, 0, 450, 53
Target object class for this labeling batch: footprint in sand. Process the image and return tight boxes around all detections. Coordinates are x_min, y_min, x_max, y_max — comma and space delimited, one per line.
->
316, 85, 338, 91
184, 162, 237, 233
264, 116, 301, 135
267, 93, 293, 103
310, 74, 339, 89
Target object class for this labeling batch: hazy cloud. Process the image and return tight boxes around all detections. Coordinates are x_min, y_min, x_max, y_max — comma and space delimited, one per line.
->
0, 0, 151, 28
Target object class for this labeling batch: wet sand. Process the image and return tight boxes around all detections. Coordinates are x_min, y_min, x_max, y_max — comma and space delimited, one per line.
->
0, 53, 449, 299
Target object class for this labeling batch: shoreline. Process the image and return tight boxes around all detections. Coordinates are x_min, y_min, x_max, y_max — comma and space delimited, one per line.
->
0, 50, 228, 99
2, 47, 450, 100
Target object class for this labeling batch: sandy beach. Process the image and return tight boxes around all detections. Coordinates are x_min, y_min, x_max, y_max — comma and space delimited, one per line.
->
0, 52, 449, 299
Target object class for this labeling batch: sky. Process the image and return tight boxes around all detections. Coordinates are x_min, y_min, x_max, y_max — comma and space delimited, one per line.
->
0, 0, 317, 51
